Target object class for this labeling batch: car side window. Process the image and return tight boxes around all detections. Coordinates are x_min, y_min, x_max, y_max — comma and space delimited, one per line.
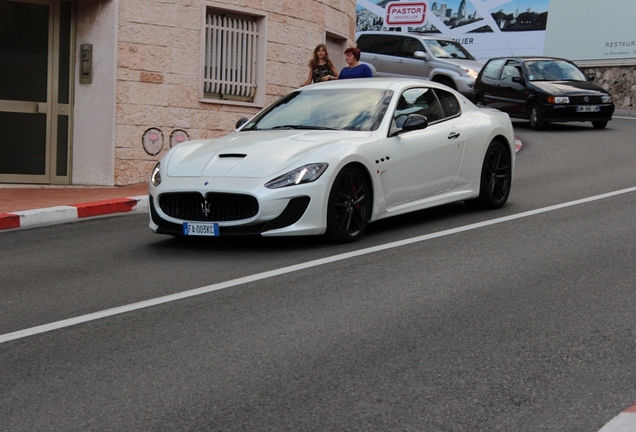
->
435, 89, 461, 118
482, 59, 505, 80
375, 35, 400, 56
393, 88, 444, 130
500, 61, 522, 83
356, 35, 375, 53
397, 37, 423, 58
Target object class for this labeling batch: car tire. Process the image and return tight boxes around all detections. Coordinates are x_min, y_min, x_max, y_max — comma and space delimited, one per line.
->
465, 140, 512, 210
528, 103, 546, 130
474, 96, 485, 106
592, 120, 608, 129
326, 166, 371, 243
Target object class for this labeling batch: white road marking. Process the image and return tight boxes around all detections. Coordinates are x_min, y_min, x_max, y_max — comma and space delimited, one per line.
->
2, 186, 636, 345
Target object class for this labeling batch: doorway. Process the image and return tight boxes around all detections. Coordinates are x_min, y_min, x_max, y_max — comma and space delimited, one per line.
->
0, 0, 73, 184
326, 33, 347, 73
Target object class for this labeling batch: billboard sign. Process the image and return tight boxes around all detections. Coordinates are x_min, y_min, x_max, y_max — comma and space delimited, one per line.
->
385, 2, 427, 26
357, 0, 550, 61
357, 0, 636, 62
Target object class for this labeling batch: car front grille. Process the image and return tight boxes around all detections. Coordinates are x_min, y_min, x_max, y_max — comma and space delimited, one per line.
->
569, 95, 605, 104
158, 192, 259, 222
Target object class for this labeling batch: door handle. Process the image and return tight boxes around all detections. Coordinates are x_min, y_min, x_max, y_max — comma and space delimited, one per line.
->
448, 132, 460, 140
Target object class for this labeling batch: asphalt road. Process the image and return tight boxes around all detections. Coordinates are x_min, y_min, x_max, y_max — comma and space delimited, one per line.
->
1, 116, 636, 431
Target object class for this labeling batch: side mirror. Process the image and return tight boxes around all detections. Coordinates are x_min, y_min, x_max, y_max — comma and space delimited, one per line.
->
235, 117, 249, 129
401, 114, 428, 132
414, 50, 428, 61
512, 76, 523, 84
587, 74, 595, 81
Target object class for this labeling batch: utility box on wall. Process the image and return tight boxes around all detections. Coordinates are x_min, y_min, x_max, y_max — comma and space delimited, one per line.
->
80, 44, 92, 84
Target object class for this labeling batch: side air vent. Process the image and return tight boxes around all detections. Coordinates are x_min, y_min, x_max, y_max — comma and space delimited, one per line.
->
219, 153, 247, 158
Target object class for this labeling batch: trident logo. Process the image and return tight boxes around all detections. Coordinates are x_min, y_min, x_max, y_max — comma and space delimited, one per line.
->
201, 199, 211, 218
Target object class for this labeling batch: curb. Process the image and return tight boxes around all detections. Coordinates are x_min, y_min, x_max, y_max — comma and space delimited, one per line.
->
598, 403, 636, 432
0, 195, 148, 231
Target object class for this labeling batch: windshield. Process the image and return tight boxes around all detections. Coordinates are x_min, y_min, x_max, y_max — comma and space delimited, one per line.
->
526, 60, 588, 81
242, 88, 393, 132
424, 39, 475, 60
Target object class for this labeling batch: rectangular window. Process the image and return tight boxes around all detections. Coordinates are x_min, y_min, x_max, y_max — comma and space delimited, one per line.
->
204, 8, 262, 103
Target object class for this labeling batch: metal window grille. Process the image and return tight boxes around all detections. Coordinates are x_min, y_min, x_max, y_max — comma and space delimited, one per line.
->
204, 12, 258, 102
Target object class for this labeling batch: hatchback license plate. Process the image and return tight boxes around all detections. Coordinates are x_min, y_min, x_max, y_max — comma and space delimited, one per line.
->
576, 105, 600, 112
183, 222, 219, 236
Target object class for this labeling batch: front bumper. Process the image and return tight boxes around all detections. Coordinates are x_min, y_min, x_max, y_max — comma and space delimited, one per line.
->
540, 103, 615, 123
452, 76, 476, 99
148, 176, 332, 237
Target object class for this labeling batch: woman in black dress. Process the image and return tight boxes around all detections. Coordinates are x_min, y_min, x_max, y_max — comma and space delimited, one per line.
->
301, 44, 338, 86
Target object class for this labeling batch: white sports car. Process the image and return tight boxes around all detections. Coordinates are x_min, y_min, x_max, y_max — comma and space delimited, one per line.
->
149, 78, 515, 243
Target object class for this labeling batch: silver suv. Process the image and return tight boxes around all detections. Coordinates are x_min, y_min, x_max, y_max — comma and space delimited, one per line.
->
356, 31, 483, 98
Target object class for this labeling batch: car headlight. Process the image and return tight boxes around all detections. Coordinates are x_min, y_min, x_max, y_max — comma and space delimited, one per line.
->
150, 162, 161, 187
461, 67, 479, 79
547, 96, 569, 104
265, 163, 328, 189
602, 95, 613, 103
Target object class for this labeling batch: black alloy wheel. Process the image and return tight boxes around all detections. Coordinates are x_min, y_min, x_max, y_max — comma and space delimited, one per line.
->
326, 166, 371, 243
465, 140, 512, 210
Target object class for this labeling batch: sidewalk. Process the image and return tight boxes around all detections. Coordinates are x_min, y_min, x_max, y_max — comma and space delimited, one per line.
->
0, 183, 148, 231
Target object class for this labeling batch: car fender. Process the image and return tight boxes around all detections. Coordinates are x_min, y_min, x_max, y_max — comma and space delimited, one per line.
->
456, 110, 515, 184
318, 145, 385, 223
430, 69, 461, 80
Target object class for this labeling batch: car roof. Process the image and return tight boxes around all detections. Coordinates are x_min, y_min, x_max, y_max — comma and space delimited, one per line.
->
301, 77, 457, 93
356, 31, 456, 42
486, 56, 571, 63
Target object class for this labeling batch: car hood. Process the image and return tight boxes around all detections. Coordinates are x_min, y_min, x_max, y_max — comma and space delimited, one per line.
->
448, 59, 483, 70
435, 58, 483, 71
165, 130, 367, 178
530, 80, 608, 95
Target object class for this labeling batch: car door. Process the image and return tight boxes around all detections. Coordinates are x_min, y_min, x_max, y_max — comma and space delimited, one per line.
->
476, 58, 505, 108
493, 60, 526, 116
385, 88, 465, 207
393, 36, 427, 78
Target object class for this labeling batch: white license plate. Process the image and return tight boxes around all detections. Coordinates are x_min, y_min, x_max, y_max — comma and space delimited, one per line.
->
576, 105, 600, 112
183, 222, 219, 236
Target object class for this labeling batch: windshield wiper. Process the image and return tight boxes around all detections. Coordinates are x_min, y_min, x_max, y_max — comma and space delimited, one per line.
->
270, 125, 299, 129
269, 125, 339, 130
300, 125, 340, 130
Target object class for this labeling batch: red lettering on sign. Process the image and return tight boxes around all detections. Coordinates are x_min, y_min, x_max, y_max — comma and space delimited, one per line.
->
385, 2, 427, 26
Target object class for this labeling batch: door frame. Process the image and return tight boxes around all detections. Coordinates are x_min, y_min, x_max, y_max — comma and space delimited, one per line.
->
0, 0, 74, 184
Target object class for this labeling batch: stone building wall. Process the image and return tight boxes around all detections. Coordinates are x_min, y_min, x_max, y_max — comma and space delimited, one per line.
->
584, 65, 636, 111
113, 0, 355, 185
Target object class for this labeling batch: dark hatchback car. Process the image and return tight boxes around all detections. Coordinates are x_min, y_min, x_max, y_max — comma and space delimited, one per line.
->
474, 56, 615, 130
